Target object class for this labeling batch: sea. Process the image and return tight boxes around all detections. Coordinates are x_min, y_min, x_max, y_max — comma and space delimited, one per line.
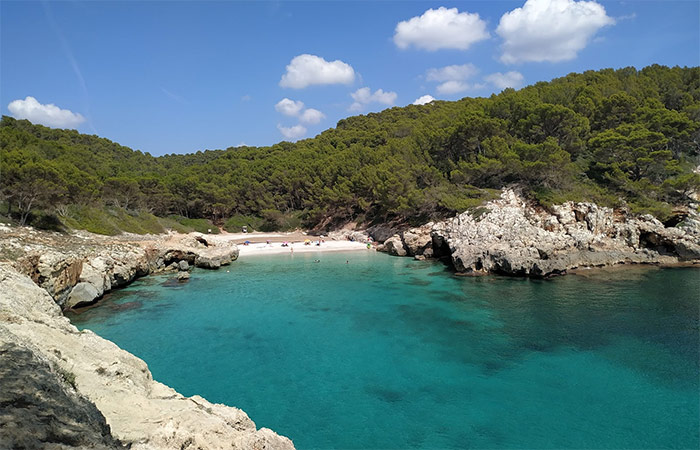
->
68, 251, 700, 449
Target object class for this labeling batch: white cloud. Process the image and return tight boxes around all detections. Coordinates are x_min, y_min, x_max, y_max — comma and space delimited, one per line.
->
300, 108, 325, 125
279, 54, 355, 89
436, 81, 472, 95
394, 7, 490, 51
274, 98, 325, 126
275, 98, 305, 116
413, 95, 435, 105
425, 64, 479, 95
426, 63, 478, 82
277, 124, 307, 140
7, 96, 85, 128
497, 0, 615, 64
484, 71, 525, 90
349, 87, 398, 111
241, 95, 251, 102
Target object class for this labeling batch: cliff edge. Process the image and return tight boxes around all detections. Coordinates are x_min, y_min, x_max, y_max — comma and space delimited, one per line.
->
0, 228, 294, 450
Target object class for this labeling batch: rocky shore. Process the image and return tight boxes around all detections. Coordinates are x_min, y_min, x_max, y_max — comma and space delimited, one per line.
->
0, 227, 294, 449
379, 189, 700, 277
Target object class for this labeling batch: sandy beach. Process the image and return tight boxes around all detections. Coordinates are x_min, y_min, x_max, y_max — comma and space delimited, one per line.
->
208, 231, 373, 256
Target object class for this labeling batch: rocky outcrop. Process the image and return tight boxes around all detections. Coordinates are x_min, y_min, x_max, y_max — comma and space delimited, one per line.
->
382, 189, 700, 277
380, 224, 435, 259
0, 264, 294, 450
327, 229, 371, 243
0, 341, 125, 449
8, 232, 240, 310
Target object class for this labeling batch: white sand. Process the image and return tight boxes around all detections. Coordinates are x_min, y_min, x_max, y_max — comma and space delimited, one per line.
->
237, 240, 371, 256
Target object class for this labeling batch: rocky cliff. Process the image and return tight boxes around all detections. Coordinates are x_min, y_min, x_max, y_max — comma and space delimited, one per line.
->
3, 229, 241, 310
0, 228, 294, 449
380, 189, 700, 277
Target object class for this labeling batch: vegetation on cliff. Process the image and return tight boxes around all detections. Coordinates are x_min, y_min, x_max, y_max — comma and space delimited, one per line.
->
1, 65, 698, 233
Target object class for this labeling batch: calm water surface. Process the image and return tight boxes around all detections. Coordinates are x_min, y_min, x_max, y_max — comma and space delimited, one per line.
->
69, 252, 700, 449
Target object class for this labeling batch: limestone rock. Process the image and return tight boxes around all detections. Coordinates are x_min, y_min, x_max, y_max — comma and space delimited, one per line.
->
401, 224, 433, 256
0, 341, 125, 449
177, 271, 190, 282
194, 244, 239, 270
0, 264, 295, 450
65, 282, 100, 309
388, 188, 700, 277
178, 260, 189, 271
31, 252, 84, 306
384, 235, 407, 257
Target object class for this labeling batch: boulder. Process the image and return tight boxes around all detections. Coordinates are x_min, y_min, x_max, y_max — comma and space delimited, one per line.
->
177, 271, 190, 282
194, 244, 239, 270
178, 260, 189, 271
383, 235, 407, 257
65, 282, 100, 309
402, 224, 433, 256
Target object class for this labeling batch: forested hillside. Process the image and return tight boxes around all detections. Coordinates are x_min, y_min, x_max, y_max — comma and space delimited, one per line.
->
2, 65, 699, 234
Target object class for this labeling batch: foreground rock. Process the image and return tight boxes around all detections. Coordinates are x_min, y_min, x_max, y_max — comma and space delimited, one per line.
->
0, 264, 294, 449
0, 341, 125, 449
381, 189, 700, 277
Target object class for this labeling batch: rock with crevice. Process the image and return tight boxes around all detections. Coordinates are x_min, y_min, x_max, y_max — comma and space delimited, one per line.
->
0, 340, 125, 449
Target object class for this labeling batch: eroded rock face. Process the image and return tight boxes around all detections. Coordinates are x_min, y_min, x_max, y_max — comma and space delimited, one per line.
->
0, 341, 124, 450
10, 233, 240, 311
0, 264, 294, 450
382, 189, 700, 277
383, 235, 407, 257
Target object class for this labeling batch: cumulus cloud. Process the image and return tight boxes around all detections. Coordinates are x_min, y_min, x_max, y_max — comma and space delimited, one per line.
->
300, 108, 325, 125
426, 63, 478, 82
497, 0, 614, 64
275, 98, 305, 116
413, 95, 435, 105
394, 7, 489, 51
349, 87, 398, 111
279, 54, 355, 89
425, 64, 480, 95
274, 98, 325, 128
484, 71, 525, 90
277, 123, 307, 140
8, 96, 85, 128
437, 81, 475, 95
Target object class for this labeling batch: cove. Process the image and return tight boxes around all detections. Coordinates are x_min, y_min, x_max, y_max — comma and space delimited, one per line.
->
68, 252, 700, 449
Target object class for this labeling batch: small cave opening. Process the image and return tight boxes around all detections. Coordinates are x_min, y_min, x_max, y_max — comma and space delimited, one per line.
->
638, 231, 678, 256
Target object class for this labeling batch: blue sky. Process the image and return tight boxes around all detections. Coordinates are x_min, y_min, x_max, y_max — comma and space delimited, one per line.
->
1, 1, 698, 156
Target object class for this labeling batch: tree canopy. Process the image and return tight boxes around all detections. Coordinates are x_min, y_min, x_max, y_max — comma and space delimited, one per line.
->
2, 65, 699, 233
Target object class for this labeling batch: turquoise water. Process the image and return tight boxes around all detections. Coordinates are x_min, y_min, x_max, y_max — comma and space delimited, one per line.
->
69, 252, 700, 449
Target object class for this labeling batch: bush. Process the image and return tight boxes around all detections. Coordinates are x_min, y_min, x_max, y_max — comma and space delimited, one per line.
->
60, 206, 165, 235
223, 214, 264, 232
168, 216, 219, 234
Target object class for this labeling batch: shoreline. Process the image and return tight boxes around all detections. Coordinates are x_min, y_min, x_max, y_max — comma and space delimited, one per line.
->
237, 240, 372, 256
